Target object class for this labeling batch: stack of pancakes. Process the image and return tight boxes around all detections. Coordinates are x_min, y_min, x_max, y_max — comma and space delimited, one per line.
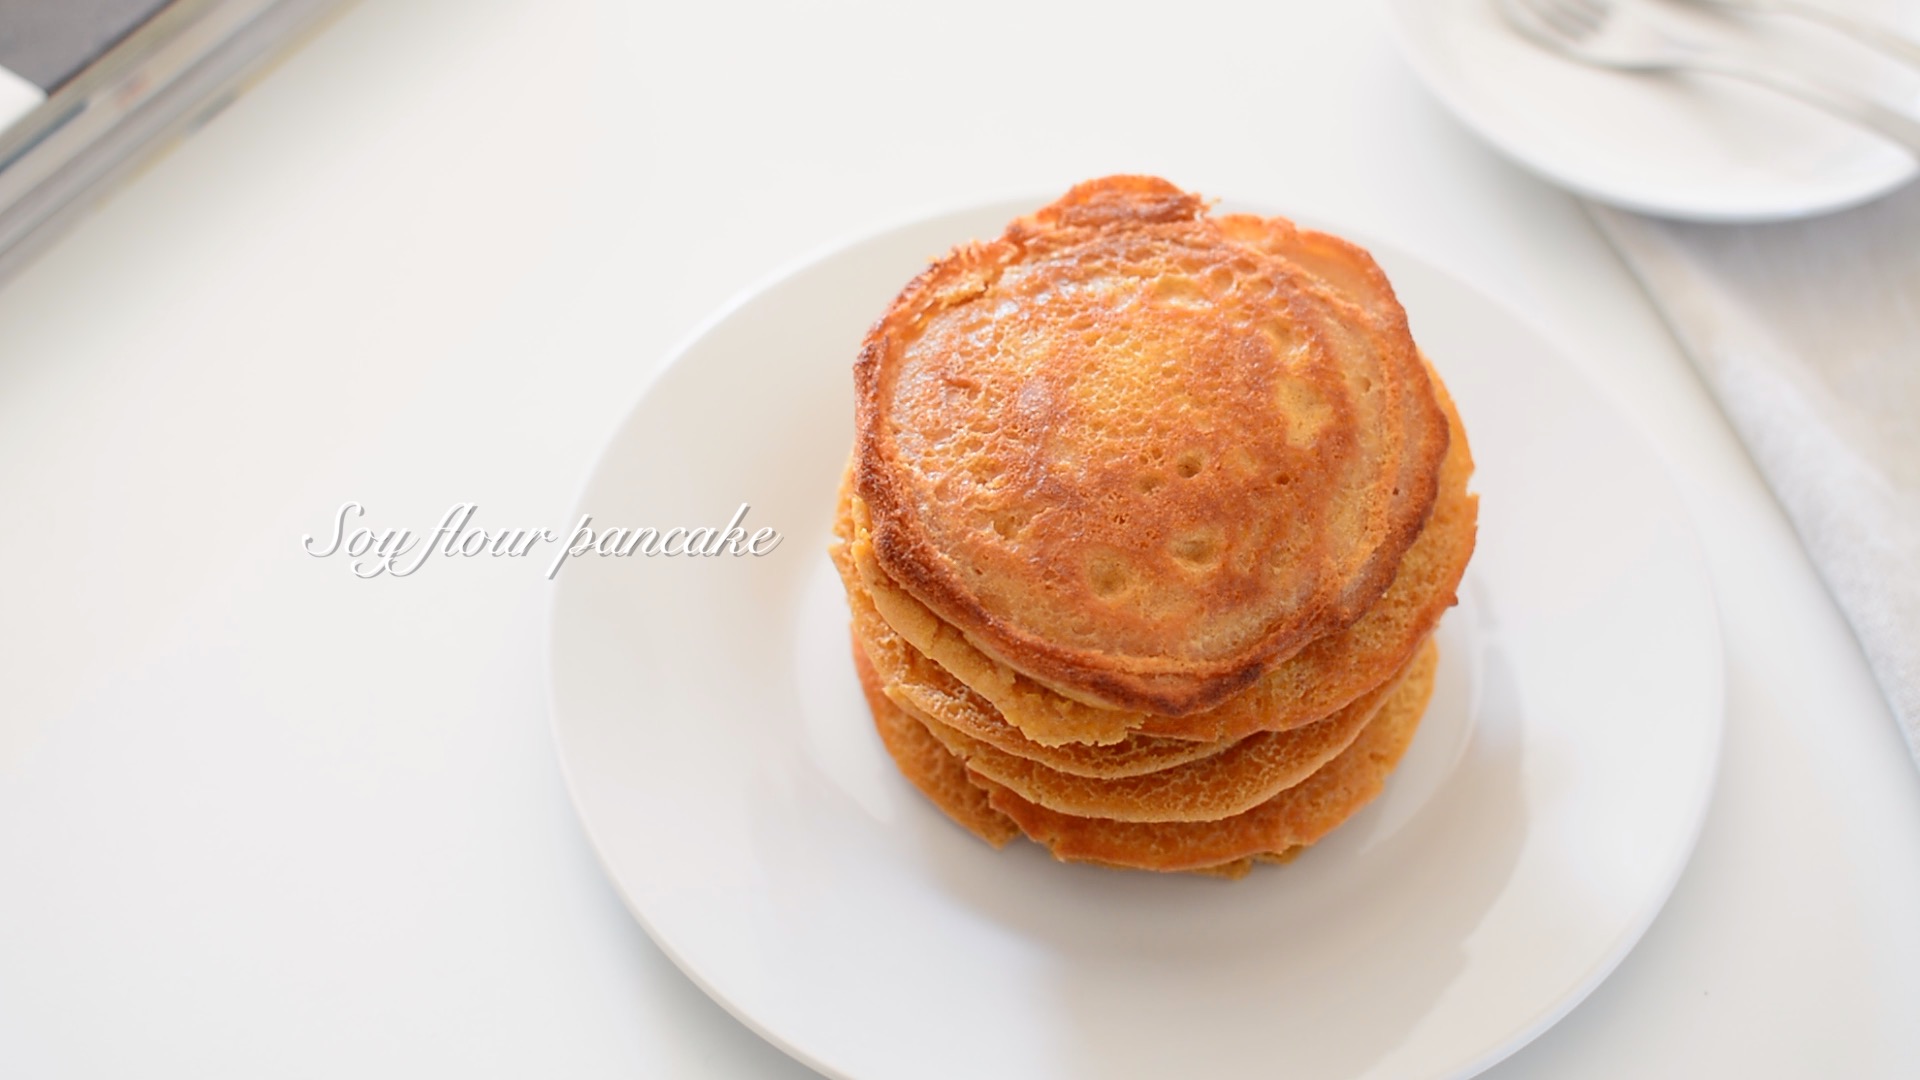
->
831, 176, 1477, 878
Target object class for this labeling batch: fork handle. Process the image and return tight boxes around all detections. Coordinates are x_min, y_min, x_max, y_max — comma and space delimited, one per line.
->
1686, 55, 1920, 157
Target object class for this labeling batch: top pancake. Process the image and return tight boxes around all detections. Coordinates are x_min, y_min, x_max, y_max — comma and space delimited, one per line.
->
854, 176, 1449, 715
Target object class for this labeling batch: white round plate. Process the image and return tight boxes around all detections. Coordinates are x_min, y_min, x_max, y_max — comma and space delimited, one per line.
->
1386, 0, 1920, 221
548, 200, 1723, 1080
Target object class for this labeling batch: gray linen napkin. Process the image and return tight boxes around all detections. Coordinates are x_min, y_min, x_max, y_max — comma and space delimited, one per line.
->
1586, 189, 1920, 770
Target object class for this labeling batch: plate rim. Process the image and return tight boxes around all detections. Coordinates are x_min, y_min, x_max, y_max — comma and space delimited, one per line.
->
1381, 0, 1920, 223
544, 193, 1728, 1080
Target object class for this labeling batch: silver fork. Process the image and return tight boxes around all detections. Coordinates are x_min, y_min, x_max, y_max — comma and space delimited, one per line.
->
1686, 0, 1920, 70
1499, 0, 1920, 156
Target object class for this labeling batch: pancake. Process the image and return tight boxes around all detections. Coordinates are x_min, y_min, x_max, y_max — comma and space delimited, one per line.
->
833, 475, 1231, 779
853, 176, 1449, 717
847, 373, 1475, 747
852, 635, 1018, 849
845, 496, 1425, 817
976, 642, 1439, 873
853, 637, 1267, 877
920, 640, 1432, 823
838, 465, 1432, 819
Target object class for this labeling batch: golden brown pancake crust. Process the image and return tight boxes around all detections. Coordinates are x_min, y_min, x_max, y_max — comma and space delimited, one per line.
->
978, 642, 1439, 873
833, 473, 1232, 777
852, 635, 1019, 849
854, 176, 1449, 716
853, 637, 1283, 878
839, 474, 1433, 821
844, 374, 1474, 747
918, 641, 1428, 823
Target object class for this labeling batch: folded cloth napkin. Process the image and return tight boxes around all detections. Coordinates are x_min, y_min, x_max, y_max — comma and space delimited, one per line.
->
1587, 188, 1920, 773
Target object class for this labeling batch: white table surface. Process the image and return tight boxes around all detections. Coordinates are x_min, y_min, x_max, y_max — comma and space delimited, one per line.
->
1, 1, 1916, 1075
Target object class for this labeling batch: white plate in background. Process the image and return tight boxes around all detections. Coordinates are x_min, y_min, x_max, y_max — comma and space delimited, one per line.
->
1387, 0, 1920, 220
546, 199, 1724, 1079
